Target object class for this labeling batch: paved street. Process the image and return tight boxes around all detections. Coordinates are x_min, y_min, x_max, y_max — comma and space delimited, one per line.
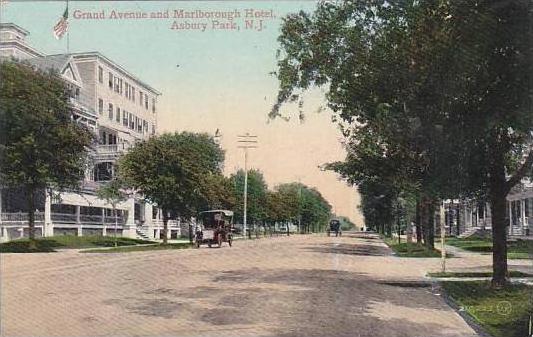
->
1, 233, 479, 337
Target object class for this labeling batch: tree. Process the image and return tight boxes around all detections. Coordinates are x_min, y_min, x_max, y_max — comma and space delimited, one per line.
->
118, 132, 224, 244
439, 0, 533, 287
198, 173, 236, 211
229, 169, 268, 227
276, 183, 332, 233
96, 178, 128, 247
272, 0, 532, 286
272, 1, 465, 249
267, 185, 300, 233
0, 61, 93, 245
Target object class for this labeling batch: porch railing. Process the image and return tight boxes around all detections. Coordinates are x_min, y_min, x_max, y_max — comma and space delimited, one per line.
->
1, 212, 45, 222
1, 212, 125, 226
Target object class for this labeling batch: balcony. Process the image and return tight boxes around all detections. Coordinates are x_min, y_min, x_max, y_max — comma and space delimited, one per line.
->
93, 143, 131, 162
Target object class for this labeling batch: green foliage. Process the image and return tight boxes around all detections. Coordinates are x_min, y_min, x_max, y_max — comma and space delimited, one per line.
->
428, 271, 532, 278
118, 132, 224, 220
0, 236, 153, 253
198, 173, 236, 211
442, 281, 532, 337
96, 178, 128, 208
382, 236, 443, 258
0, 60, 93, 192
445, 237, 532, 260
0, 61, 94, 240
275, 182, 332, 232
337, 216, 356, 231
230, 169, 268, 224
272, 0, 532, 285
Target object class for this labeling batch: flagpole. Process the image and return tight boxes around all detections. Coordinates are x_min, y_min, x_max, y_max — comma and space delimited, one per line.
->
66, 0, 69, 53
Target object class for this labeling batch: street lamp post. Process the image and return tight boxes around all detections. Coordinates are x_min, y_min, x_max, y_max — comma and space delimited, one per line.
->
237, 133, 258, 239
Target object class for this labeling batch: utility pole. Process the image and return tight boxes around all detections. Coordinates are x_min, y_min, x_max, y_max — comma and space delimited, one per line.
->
237, 133, 258, 239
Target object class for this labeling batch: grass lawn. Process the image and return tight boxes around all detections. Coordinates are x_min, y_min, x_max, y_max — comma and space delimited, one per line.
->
428, 271, 532, 278
442, 281, 532, 337
445, 237, 532, 259
382, 236, 446, 257
0, 236, 155, 253
81, 242, 192, 253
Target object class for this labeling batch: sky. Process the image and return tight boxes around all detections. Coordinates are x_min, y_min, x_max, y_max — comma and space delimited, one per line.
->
1, 1, 363, 224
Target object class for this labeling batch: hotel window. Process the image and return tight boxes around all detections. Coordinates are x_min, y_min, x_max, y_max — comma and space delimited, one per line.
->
129, 114, 134, 130
98, 98, 103, 114
108, 103, 113, 120
145, 95, 148, 110
132, 87, 135, 102
123, 111, 128, 127
119, 79, 123, 95
102, 131, 107, 144
139, 91, 143, 106
108, 72, 113, 89
114, 77, 120, 93
143, 120, 148, 133
125, 83, 129, 99
98, 66, 103, 83
116, 107, 121, 123
151, 124, 156, 135
152, 98, 156, 114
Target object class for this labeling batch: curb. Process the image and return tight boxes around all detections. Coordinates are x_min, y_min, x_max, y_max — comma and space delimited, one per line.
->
431, 281, 494, 337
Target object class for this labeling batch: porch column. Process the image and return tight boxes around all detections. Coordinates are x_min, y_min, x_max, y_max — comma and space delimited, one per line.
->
126, 198, 135, 226
145, 203, 153, 227
76, 206, 82, 236
122, 197, 137, 239
44, 190, 53, 237
520, 199, 526, 233
102, 208, 107, 236
509, 201, 513, 235
465, 205, 470, 228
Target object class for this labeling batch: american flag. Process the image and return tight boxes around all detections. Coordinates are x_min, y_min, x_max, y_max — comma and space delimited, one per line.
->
53, 6, 69, 40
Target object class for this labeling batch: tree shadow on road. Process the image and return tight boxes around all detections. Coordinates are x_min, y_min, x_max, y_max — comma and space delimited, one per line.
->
161, 268, 473, 337
302, 243, 392, 256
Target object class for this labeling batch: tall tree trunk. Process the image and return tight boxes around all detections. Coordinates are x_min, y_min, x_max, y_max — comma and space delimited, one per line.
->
427, 200, 435, 249
162, 209, 168, 245
27, 185, 36, 244
420, 197, 428, 245
415, 199, 422, 243
489, 153, 509, 287
456, 203, 461, 236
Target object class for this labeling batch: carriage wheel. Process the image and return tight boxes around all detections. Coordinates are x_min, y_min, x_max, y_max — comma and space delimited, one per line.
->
217, 234, 223, 248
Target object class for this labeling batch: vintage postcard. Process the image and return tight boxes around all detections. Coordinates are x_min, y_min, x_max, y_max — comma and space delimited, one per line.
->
0, 1, 531, 336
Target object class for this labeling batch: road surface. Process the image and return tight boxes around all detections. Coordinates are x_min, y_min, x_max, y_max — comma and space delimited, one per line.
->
1, 233, 478, 337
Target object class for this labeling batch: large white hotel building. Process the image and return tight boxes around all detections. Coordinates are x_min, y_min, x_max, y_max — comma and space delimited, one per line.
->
0, 23, 182, 242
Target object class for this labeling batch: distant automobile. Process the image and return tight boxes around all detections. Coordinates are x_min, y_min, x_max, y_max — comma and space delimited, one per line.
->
327, 219, 342, 237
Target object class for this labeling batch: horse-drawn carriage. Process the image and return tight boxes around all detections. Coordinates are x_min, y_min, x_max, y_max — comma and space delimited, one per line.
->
195, 210, 234, 248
